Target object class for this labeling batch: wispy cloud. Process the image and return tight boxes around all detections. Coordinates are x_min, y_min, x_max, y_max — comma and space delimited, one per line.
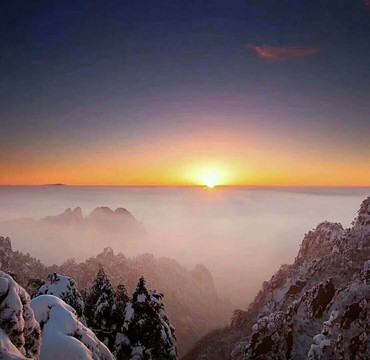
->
93, 151, 108, 156
246, 44, 319, 61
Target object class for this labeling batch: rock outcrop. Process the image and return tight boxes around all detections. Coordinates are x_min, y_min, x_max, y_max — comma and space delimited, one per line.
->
184, 196, 370, 360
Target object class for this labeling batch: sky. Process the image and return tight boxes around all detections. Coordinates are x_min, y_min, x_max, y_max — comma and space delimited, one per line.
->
0, 0, 369, 186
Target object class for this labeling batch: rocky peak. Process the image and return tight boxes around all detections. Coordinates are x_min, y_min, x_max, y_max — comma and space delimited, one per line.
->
72, 206, 83, 219
354, 196, 370, 228
192, 264, 217, 296
230, 196, 370, 360
295, 221, 343, 265
41, 207, 84, 224
100, 247, 115, 259
352, 196, 370, 242
192, 264, 213, 284
87, 207, 138, 227
114, 207, 135, 220
89, 206, 114, 218
39, 206, 141, 232
0, 236, 12, 252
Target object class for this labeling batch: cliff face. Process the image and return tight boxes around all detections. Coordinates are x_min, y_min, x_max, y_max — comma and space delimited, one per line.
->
184, 196, 370, 360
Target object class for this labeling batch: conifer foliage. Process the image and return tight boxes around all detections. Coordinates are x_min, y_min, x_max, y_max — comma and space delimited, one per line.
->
114, 276, 178, 360
36, 272, 85, 320
114, 283, 131, 330
0, 271, 41, 359
85, 264, 116, 331
0, 260, 178, 359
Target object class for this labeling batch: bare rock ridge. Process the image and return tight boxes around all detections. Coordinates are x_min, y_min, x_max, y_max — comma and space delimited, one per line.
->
183, 196, 370, 360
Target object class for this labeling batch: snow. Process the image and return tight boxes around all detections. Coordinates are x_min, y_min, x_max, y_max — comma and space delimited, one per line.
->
0, 271, 41, 359
130, 345, 144, 360
122, 303, 134, 331
31, 295, 114, 360
36, 273, 85, 320
0, 329, 29, 360
136, 294, 147, 303
231, 197, 370, 360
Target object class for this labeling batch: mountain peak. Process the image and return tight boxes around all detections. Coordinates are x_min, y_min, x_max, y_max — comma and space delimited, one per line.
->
41, 207, 83, 224
353, 196, 370, 236
295, 221, 343, 264
89, 206, 114, 218
0, 236, 12, 251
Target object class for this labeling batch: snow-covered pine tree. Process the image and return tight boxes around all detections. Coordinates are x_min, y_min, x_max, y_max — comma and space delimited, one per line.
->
115, 276, 178, 360
0, 271, 41, 359
31, 295, 115, 360
84, 264, 116, 345
114, 283, 130, 330
148, 289, 177, 358
36, 272, 85, 321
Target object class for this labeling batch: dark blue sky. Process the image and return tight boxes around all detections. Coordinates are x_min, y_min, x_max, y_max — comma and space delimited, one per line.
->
0, 0, 369, 185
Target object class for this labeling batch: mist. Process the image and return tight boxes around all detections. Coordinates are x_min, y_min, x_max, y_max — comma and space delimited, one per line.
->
0, 186, 368, 307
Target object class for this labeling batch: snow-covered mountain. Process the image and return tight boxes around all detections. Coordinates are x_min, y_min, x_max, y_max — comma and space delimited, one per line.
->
183, 196, 370, 360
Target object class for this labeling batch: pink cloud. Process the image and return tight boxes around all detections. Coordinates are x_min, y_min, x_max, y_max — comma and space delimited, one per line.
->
246, 44, 319, 61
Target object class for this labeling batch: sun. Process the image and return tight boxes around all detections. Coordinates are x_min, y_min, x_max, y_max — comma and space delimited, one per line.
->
201, 173, 220, 188
187, 162, 232, 188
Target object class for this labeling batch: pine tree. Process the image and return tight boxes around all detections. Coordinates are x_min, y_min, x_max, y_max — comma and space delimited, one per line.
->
116, 276, 178, 360
0, 271, 41, 359
114, 283, 131, 330
36, 272, 85, 321
85, 264, 116, 332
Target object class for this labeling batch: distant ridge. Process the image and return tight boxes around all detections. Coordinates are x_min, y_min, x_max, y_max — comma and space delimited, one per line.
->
43, 183, 67, 186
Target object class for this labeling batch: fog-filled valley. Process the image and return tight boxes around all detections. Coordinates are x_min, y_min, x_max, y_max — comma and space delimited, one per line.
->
0, 186, 368, 308
0, 186, 369, 358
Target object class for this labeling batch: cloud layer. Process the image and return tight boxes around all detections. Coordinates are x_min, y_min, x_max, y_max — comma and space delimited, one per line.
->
246, 44, 319, 61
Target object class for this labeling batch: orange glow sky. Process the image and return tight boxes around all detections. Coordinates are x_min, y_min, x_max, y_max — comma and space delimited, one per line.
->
1, 126, 369, 186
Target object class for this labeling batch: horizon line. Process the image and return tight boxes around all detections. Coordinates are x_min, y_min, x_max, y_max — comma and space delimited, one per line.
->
0, 184, 369, 188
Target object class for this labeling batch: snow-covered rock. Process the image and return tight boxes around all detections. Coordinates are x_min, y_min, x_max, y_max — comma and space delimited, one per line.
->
31, 295, 114, 360
234, 196, 370, 360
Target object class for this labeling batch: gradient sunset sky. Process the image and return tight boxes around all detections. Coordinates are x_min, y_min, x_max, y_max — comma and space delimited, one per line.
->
1, 0, 369, 186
